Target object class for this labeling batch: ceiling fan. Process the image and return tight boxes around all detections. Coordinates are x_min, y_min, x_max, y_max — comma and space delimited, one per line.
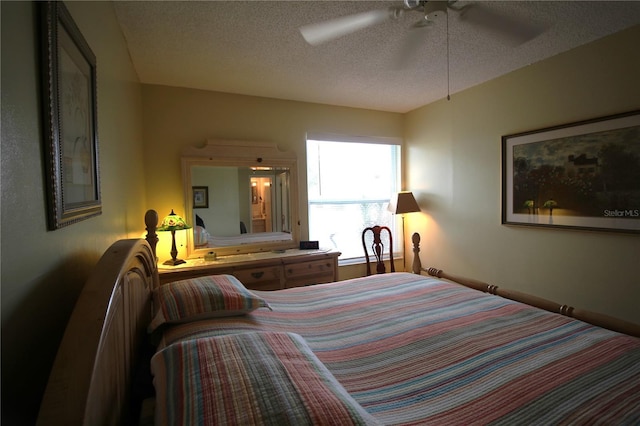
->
299, 0, 544, 47
299, 1, 545, 100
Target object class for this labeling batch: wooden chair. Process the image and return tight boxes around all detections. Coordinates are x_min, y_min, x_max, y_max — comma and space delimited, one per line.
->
362, 225, 395, 276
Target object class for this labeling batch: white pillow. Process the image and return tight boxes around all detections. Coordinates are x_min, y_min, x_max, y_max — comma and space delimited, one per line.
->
193, 225, 210, 247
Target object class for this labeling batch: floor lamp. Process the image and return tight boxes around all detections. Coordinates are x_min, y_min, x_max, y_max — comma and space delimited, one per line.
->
389, 191, 420, 271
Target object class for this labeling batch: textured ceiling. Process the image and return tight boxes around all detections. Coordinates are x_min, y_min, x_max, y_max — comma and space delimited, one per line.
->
113, 1, 640, 113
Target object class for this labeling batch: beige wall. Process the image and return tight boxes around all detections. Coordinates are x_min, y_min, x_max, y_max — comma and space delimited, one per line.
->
141, 85, 404, 263
405, 25, 640, 325
1, 2, 146, 423
2, 2, 638, 422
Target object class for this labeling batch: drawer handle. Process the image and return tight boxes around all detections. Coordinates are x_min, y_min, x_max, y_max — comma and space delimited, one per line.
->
251, 271, 264, 279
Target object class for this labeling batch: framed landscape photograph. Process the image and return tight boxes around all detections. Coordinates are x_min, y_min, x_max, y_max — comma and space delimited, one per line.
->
41, 1, 101, 229
502, 110, 640, 233
193, 186, 209, 209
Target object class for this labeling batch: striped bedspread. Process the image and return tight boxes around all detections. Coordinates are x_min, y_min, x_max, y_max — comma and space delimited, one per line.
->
151, 332, 380, 425
159, 272, 640, 425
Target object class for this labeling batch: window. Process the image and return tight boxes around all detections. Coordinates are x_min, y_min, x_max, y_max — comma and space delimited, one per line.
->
306, 135, 401, 260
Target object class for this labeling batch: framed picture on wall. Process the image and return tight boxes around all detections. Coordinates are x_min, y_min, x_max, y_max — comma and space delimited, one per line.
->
502, 110, 640, 233
40, 1, 101, 230
193, 186, 209, 209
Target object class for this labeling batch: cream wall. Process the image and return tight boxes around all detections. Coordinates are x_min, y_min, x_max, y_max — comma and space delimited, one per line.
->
141, 85, 404, 264
1, 2, 146, 424
2, 2, 638, 422
405, 25, 640, 325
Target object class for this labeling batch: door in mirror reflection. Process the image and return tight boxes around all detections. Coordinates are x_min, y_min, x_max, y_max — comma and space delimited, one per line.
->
250, 177, 271, 233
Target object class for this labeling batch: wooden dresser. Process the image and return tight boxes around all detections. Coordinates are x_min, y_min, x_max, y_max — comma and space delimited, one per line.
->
158, 249, 340, 290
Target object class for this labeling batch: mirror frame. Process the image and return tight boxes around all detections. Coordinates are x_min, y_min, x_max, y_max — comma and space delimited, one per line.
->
182, 139, 300, 258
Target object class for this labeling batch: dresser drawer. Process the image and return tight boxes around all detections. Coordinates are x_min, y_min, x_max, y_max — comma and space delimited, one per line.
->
158, 250, 340, 289
232, 266, 282, 290
285, 258, 335, 280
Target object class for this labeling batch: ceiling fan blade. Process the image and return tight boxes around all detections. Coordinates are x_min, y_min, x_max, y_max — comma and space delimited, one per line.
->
394, 25, 431, 69
300, 8, 397, 46
458, 3, 545, 45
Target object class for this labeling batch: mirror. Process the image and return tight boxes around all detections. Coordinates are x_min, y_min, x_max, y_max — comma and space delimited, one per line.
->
182, 140, 300, 257
191, 165, 292, 240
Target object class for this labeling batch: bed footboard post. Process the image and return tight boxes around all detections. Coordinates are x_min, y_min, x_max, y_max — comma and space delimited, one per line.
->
411, 233, 422, 274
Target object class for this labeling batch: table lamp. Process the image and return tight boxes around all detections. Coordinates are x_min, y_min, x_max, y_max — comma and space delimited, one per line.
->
157, 209, 191, 265
389, 191, 421, 271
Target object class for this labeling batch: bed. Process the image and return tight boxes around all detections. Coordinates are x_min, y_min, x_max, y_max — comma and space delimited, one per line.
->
37, 232, 640, 425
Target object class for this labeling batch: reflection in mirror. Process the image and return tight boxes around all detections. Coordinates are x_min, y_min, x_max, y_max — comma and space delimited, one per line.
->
182, 139, 299, 258
191, 166, 293, 249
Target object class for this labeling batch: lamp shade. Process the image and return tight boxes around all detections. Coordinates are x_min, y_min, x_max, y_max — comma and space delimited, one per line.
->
157, 209, 191, 231
389, 191, 420, 214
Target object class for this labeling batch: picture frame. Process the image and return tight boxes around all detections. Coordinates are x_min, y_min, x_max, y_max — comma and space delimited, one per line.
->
40, 1, 101, 229
193, 186, 209, 209
502, 110, 640, 233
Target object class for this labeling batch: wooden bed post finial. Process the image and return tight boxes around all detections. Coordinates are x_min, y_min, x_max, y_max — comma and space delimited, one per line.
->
145, 209, 159, 259
411, 232, 421, 274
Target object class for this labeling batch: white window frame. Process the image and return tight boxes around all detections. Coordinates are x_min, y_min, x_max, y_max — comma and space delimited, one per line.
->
306, 133, 402, 263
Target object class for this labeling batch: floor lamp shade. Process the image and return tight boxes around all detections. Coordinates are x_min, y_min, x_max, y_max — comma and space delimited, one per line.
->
390, 191, 420, 215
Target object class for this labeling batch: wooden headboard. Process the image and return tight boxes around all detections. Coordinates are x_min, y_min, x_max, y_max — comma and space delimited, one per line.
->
37, 239, 158, 425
